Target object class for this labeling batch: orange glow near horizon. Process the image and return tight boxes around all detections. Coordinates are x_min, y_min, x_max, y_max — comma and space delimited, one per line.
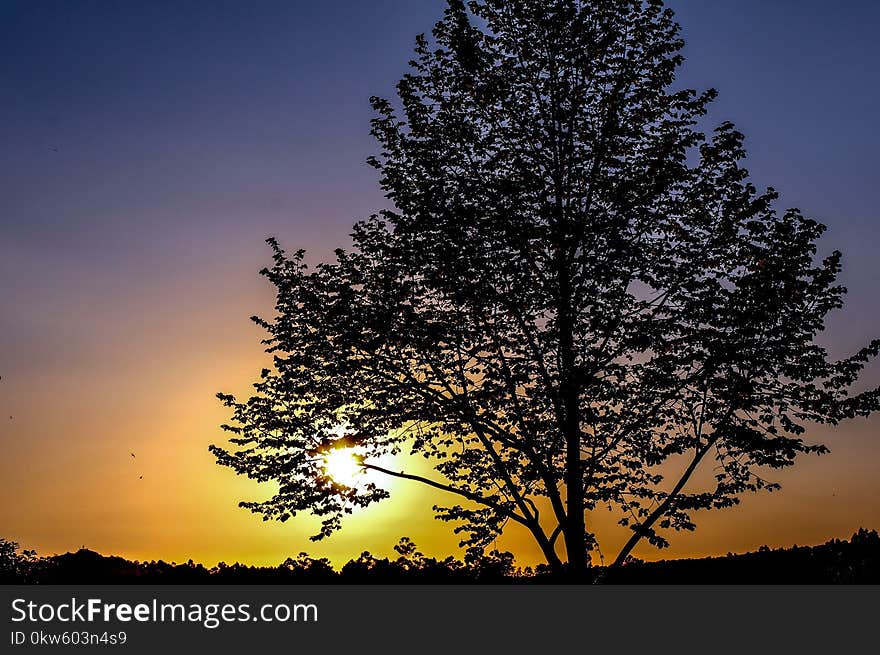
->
0, 245, 878, 569
1, 267, 877, 571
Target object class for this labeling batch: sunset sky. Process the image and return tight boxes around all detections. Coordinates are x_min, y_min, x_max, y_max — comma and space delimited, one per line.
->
1, 0, 878, 568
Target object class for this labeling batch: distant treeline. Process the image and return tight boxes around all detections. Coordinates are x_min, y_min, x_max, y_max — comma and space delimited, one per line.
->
2, 530, 878, 584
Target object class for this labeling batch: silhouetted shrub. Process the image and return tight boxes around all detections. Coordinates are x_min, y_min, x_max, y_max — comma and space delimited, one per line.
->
0, 538, 39, 584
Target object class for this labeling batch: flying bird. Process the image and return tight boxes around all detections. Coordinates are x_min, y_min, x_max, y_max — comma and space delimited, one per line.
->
49, 146, 59, 152
130, 452, 136, 458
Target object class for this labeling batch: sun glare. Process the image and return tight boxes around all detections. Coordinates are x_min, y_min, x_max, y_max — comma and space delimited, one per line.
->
322, 448, 365, 488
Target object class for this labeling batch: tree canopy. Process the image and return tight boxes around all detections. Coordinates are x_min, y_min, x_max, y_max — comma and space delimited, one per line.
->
211, 0, 880, 576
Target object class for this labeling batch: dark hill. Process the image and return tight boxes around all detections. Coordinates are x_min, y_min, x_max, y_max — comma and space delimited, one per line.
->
2, 529, 878, 584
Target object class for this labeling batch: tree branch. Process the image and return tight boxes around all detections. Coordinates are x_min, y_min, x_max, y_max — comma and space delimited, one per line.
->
361, 462, 531, 528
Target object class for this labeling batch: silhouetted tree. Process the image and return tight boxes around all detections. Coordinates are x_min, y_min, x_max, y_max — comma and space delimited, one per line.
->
211, 0, 880, 576
0, 538, 38, 583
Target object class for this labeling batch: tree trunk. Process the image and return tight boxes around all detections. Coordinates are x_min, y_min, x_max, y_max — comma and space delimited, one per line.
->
551, 141, 587, 576
558, 268, 586, 576
561, 370, 586, 576
533, 529, 565, 574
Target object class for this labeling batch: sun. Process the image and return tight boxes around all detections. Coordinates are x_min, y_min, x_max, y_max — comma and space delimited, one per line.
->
322, 448, 365, 488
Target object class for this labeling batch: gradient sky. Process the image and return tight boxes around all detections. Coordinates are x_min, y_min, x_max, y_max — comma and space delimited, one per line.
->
1, 0, 878, 568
